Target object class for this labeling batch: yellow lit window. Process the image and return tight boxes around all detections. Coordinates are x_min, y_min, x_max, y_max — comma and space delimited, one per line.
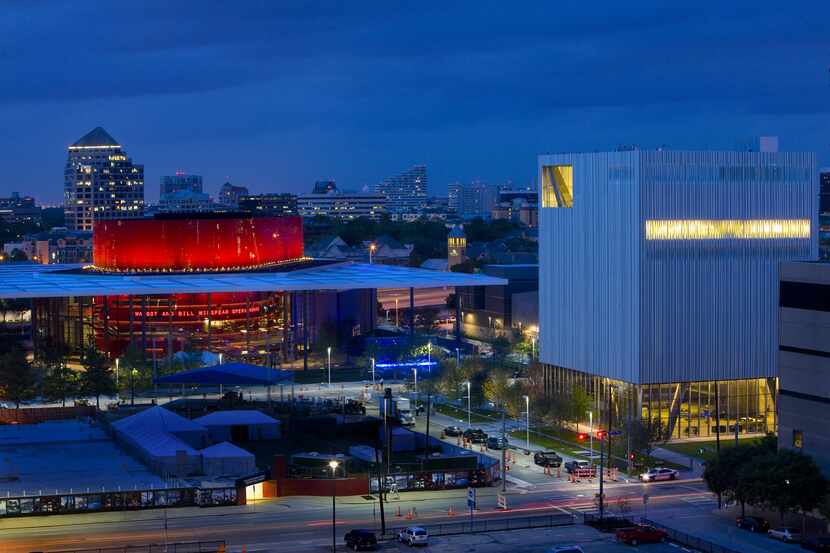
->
541, 165, 573, 208
645, 219, 810, 240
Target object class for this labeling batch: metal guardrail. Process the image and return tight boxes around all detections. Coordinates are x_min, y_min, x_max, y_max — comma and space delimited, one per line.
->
380, 512, 574, 540
642, 518, 743, 553
44, 541, 226, 553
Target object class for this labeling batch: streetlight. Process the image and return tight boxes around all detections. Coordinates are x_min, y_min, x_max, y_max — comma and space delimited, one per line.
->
413, 367, 418, 415
369, 243, 376, 264
455, 347, 460, 368
371, 357, 376, 386
115, 358, 120, 391
427, 341, 432, 369
466, 381, 471, 428
218, 352, 223, 365
328, 460, 339, 553
395, 298, 399, 327
588, 410, 593, 463
524, 395, 530, 451
327, 347, 332, 387
130, 368, 138, 406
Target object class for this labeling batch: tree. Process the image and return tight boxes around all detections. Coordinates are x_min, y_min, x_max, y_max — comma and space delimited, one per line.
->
42, 365, 79, 406
0, 348, 36, 407
79, 347, 115, 409
491, 336, 511, 361
626, 419, 661, 460
570, 386, 592, 432
702, 435, 779, 514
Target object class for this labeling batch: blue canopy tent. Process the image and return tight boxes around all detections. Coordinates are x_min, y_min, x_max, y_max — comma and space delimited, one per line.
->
156, 363, 294, 399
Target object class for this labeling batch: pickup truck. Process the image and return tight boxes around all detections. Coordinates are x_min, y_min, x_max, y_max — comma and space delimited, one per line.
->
564, 459, 592, 474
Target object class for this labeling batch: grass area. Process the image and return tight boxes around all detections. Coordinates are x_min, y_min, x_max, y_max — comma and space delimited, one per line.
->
434, 403, 493, 424
661, 436, 763, 458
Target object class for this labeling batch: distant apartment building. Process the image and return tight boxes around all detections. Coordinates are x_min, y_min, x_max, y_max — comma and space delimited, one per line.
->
491, 187, 539, 227
3, 228, 92, 264
63, 127, 144, 231
298, 192, 386, 220
778, 261, 830, 475
0, 193, 41, 224
819, 170, 830, 260
375, 165, 427, 214
238, 193, 298, 216
312, 180, 337, 194
158, 189, 214, 213
218, 182, 249, 207
451, 181, 500, 219
160, 172, 203, 197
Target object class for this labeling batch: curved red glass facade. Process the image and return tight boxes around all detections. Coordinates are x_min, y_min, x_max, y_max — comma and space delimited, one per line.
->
93, 215, 304, 272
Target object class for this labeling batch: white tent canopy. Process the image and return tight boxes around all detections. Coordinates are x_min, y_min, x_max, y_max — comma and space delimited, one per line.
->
201, 442, 256, 477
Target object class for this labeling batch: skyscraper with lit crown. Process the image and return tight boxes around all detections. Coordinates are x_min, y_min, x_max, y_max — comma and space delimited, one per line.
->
63, 127, 144, 231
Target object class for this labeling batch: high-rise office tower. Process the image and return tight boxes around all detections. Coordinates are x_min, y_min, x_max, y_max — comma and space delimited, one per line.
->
537, 146, 816, 441
64, 127, 144, 231
375, 165, 427, 214
160, 172, 203, 197
218, 182, 249, 207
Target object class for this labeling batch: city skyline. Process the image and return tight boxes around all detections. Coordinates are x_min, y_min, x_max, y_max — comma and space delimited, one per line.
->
1, 2, 828, 204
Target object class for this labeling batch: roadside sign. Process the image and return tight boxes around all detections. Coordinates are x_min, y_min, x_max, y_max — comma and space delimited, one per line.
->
497, 493, 508, 510
467, 487, 476, 509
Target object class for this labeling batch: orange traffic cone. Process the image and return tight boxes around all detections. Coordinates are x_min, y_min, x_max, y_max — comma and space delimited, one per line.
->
448, 505, 455, 516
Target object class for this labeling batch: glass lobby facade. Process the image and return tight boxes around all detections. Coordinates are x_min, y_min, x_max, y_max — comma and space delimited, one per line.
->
540, 363, 777, 440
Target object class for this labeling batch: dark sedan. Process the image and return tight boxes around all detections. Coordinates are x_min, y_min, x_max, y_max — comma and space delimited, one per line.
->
736, 516, 769, 533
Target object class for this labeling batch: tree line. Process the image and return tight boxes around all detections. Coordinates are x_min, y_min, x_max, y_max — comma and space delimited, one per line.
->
703, 435, 828, 526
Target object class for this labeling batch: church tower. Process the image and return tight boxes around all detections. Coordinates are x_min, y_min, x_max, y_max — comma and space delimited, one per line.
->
447, 225, 467, 269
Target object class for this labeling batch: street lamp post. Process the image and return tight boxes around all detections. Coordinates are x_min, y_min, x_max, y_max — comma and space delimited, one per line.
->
588, 410, 593, 463
427, 341, 431, 368
327, 346, 332, 387
524, 395, 530, 451
455, 347, 460, 368
369, 243, 376, 264
328, 460, 339, 553
413, 367, 418, 413
115, 358, 120, 391
371, 357, 376, 386
395, 298, 399, 327
466, 381, 471, 428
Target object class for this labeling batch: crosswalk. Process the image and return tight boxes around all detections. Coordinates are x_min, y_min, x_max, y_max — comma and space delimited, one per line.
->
682, 495, 717, 508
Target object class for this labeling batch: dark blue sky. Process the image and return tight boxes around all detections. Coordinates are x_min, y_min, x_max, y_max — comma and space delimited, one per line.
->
2, 1, 828, 203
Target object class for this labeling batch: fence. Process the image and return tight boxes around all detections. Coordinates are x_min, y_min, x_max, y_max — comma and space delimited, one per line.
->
47, 541, 226, 553
380, 512, 574, 540
642, 518, 743, 553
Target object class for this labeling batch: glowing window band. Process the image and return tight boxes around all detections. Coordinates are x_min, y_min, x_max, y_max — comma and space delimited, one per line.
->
645, 219, 810, 240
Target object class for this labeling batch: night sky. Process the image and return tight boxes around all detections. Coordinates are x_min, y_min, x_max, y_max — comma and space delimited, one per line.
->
2, 1, 828, 204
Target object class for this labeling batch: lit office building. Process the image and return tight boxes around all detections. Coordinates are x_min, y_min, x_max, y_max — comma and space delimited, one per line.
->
537, 146, 816, 440
63, 127, 144, 231
297, 192, 386, 220
376, 165, 427, 214
160, 172, 203, 196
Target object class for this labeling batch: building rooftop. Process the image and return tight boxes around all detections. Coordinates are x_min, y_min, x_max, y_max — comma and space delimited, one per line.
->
70, 127, 120, 149
0, 261, 506, 298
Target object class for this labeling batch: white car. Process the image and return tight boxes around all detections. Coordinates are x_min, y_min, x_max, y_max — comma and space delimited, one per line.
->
768, 527, 801, 543
639, 467, 679, 482
398, 526, 429, 546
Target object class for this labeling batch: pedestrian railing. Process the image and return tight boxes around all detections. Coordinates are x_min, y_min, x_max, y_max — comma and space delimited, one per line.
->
642, 518, 743, 553
380, 512, 574, 540
45, 540, 226, 553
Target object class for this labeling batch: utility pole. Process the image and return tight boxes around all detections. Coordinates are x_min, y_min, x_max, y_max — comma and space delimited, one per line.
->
375, 445, 386, 535
599, 382, 612, 520
501, 406, 507, 492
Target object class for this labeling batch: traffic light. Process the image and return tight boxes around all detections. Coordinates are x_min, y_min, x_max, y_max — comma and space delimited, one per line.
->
577, 432, 588, 442
595, 430, 607, 440
629, 453, 635, 461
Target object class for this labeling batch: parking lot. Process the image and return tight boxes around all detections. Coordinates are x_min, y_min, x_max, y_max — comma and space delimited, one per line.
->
372, 524, 688, 553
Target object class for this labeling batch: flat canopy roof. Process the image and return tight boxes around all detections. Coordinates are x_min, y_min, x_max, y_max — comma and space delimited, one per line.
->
0, 261, 507, 298
156, 363, 294, 386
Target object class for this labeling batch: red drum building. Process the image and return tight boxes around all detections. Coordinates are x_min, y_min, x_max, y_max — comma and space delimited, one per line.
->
17, 212, 505, 369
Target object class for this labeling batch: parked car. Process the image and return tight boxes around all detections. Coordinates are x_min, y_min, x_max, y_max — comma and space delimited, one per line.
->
801, 536, 830, 551
534, 451, 563, 468
615, 525, 668, 545
547, 546, 585, 553
768, 527, 801, 543
463, 428, 488, 443
398, 526, 429, 546
564, 459, 591, 474
443, 425, 463, 437
487, 436, 509, 449
344, 529, 377, 551
638, 467, 679, 482
736, 515, 769, 533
